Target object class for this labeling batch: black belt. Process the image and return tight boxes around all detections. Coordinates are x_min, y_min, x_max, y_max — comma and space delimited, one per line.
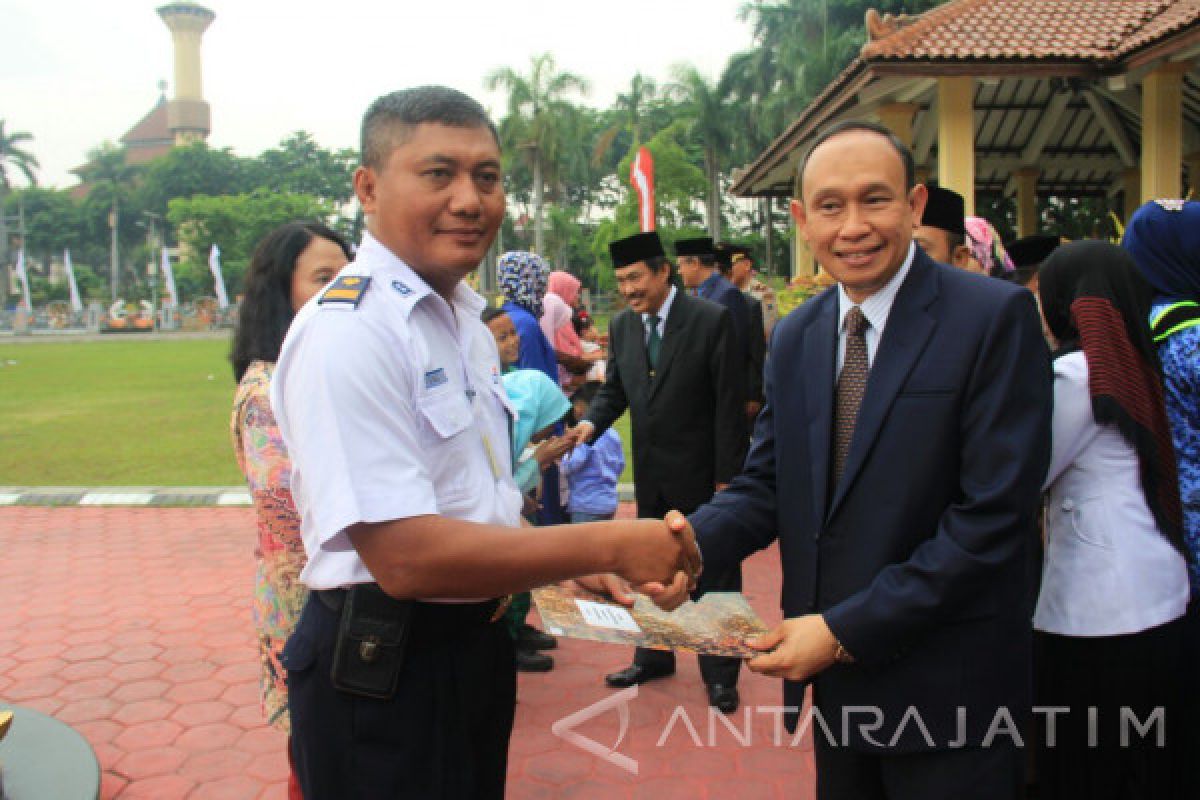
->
316, 587, 509, 625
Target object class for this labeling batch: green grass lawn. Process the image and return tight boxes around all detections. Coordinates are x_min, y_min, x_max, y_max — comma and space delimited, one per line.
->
0, 337, 635, 487
0, 338, 244, 485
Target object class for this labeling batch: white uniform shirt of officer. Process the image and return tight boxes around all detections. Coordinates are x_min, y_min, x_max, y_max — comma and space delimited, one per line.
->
271, 231, 523, 592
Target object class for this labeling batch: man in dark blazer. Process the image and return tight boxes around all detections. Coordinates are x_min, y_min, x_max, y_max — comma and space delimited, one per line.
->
717, 243, 768, 420
572, 231, 748, 711
678, 236, 750, 400
668, 122, 1052, 799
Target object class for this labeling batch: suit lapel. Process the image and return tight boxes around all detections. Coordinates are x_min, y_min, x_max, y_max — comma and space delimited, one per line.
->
648, 290, 689, 400
804, 293, 838, 523
828, 254, 939, 519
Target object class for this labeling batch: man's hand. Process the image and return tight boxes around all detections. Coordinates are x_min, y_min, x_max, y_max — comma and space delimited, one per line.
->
610, 510, 702, 589
745, 400, 763, 421
565, 574, 636, 606
566, 421, 595, 446
745, 615, 839, 681
533, 435, 574, 469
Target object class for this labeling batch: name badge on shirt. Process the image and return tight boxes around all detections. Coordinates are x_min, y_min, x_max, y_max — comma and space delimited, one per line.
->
424, 367, 449, 389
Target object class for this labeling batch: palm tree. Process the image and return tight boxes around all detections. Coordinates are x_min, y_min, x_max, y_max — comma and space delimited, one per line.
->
668, 65, 736, 239
78, 143, 141, 302
591, 73, 659, 170
485, 53, 589, 255
0, 121, 39, 280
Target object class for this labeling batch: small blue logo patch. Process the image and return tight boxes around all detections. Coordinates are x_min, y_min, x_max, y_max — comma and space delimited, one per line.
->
424, 368, 448, 389
392, 280, 413, 296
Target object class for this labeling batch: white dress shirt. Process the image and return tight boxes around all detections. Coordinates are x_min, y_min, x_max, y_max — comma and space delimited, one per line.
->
836, 243, 916, 375
641, 285, 678, 343
1034, 350, 1189, 636
271, 232, 523, 591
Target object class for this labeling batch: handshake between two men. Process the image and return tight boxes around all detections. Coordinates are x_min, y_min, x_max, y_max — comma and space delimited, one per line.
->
569, 510, 845, 685
349, 493, 838, 684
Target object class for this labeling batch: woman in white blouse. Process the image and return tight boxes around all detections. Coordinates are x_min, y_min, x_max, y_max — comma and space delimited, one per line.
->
1035, 240, 1190, 800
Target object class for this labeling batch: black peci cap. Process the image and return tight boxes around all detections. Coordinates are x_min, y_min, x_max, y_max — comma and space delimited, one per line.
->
609, 232, 666, 268
1006, 234, 1060, 268
674, 236, 715, 258
920, 186, 967, 236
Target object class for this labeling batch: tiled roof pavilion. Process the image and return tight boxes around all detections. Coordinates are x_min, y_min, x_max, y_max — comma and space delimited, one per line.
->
732, 0, 1200, 261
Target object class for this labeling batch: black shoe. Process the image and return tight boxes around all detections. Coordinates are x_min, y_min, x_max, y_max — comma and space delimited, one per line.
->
604, 663, 674, 688
516, 647, 554, 672
706, 684, 740, 713
518, 623, 557, 651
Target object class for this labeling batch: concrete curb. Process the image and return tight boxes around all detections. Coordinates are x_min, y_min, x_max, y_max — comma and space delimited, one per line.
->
0, 484, 638, 506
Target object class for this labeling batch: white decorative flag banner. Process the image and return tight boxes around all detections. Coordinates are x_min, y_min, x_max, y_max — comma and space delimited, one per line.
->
15, 248, 32, 312
63, 249, 83, 313
160, 247, 178, 308
208, 243, 229, 309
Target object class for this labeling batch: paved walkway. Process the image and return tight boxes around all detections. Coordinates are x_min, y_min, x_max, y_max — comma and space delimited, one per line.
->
0, 506, 814, 799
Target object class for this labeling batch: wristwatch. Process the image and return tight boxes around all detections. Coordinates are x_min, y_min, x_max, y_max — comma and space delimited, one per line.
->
833, 638, 856, 665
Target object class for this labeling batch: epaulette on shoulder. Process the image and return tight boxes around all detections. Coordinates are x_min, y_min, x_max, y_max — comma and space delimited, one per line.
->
319, 275, 371, 309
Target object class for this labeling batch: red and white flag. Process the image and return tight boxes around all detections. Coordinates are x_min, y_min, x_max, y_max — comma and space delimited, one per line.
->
629, 146, 656, 232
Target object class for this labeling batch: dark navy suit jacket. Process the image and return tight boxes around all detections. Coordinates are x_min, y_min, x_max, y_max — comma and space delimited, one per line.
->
691, 249, 1052, 751
697, 271, 749, 401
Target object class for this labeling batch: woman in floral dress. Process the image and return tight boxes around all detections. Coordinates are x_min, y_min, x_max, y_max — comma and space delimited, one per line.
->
230, 222, 351, 797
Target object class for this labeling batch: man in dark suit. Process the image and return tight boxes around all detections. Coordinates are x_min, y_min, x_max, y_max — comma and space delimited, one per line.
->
572, 231, 747, 712
716, 243, 767, 421
664, 121, 1052, 799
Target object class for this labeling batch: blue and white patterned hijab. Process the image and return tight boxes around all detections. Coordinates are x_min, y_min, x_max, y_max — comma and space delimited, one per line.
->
497, 251, 550, 318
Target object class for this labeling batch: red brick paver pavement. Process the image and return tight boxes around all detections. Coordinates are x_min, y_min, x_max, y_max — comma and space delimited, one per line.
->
0, 507, 814, 798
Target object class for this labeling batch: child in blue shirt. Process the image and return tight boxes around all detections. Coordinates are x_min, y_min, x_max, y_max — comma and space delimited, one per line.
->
562, 381, 625, 522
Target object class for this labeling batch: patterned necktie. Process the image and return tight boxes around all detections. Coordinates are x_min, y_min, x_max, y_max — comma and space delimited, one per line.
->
833, 306, 869, 483
645, 314, 661, 370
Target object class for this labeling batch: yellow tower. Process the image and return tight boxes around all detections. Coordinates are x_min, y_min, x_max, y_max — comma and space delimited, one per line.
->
157, 2, 215, 145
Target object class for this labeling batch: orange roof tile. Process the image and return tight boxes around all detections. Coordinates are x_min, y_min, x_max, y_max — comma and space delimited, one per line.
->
861, 0, 1199, 63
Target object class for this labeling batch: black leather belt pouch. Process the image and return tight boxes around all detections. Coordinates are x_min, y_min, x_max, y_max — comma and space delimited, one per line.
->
330, 584, 412, 700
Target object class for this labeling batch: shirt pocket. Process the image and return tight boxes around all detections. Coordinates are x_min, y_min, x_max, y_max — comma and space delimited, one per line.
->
416, 390, 476, 504
1063, 494, 1112, 549
417, 389, 473, 440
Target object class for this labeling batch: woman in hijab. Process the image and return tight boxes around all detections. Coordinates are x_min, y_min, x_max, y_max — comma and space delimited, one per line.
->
1034, 240, 1190, 800
1122, 199, 1200, 596
540, 270, 603, 388
964, 216, 1015, 279
1122, 198, 1200, 792
497, 251, 567, 526
498, 368, 572, 672
497, 251, 557, 382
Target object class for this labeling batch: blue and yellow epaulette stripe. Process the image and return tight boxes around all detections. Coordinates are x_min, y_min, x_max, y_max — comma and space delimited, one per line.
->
319, 275, 371, 308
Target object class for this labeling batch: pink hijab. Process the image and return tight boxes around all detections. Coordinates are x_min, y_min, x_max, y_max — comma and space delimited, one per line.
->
541, 271, 583, 357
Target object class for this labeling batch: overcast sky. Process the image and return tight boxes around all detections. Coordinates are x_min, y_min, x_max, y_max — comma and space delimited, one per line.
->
3, 0, 755, 188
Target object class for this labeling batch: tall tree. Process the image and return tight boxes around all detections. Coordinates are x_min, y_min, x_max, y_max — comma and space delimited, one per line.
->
592, 73, 659, 170
0, 121, 39, 286
250, 132, 357, 205
669, 65, 736, 239
77, 143, 142, 300
136, 142, 251, 217
485, 53, 589, 255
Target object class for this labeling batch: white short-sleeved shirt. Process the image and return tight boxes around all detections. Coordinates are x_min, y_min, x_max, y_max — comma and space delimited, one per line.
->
270, 231, 523, 591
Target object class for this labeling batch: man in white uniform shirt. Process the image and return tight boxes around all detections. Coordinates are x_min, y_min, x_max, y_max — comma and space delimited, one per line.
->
271, 86, 698, 800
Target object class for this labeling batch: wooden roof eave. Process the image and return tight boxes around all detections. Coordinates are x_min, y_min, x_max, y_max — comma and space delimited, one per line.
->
1118, 24, 1200, 72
